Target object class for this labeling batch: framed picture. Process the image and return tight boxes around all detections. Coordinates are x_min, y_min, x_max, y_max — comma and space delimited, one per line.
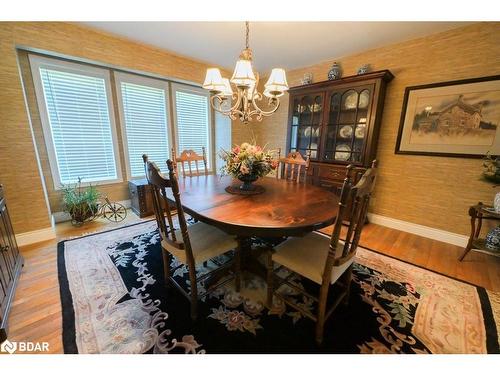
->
395, 75, 500, 158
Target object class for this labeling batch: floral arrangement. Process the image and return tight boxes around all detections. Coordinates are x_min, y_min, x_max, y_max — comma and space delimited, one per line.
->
219, 142, 277, 179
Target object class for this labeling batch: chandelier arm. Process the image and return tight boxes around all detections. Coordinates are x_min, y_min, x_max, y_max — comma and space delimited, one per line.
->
249, 93, 281, 119
209, 91, 243, 116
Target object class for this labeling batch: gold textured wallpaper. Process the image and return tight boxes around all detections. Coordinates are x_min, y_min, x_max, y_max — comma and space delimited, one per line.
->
1, 22, 499, 237
0, 22, 230, 234
239, 22, 500, 235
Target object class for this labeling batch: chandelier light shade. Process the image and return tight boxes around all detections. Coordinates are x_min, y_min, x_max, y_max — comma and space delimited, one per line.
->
202, 21, 288, 124
231, 59, 256, 87
219, 78, 233, 97
265, 68, 289, 96
202, 68, 224, 91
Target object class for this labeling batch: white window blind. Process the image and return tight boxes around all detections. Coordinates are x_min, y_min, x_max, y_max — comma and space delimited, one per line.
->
172, 84, 211, 170
116, 73, 170, 177
30, 55, 120, 187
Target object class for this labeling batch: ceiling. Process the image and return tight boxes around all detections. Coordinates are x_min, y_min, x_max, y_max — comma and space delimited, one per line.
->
82, 22, 470, 73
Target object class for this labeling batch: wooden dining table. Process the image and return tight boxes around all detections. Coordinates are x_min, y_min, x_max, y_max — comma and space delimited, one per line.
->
166, 175, 340, 277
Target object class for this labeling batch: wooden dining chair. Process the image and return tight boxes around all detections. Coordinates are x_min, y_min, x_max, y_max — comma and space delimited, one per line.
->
276, 148, 311, 183
172, 147, 209, 177
266, 160, 378, 345
142, 154, 241, 319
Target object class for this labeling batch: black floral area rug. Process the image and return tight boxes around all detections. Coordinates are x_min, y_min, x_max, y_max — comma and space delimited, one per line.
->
57, 221, 500, 354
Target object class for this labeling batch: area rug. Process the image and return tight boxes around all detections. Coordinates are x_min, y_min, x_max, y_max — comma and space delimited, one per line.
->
57, 220, 500, 354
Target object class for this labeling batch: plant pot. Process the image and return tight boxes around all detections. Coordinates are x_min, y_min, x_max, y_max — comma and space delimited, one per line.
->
69, 203, 98, 225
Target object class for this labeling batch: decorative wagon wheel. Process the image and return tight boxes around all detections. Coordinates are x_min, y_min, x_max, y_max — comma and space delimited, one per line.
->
101, 197, 127, 222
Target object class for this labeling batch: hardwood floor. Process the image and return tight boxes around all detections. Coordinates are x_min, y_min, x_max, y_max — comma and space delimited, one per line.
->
5, 211, 500, 354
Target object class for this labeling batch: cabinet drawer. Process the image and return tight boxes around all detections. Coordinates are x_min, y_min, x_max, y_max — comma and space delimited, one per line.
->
317, 165, 347, 181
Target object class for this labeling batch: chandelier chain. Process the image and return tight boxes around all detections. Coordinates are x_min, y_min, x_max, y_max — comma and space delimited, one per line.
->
245, 21, 249, 49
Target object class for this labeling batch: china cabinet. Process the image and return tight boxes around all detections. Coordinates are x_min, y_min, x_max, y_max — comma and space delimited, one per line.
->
0, 185, 24, 343
286, 70, 393, 193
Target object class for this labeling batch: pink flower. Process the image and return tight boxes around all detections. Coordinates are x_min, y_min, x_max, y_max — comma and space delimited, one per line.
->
232, 146, 240, 154
240, 164, 250, 175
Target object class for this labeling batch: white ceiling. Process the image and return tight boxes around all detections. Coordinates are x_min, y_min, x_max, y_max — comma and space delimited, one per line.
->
82, 22, 470, 74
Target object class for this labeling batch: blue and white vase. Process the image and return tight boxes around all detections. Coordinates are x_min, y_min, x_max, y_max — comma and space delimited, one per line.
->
328, 62, 342, 80
485, 226, 500, 252
494, 192, 500, 213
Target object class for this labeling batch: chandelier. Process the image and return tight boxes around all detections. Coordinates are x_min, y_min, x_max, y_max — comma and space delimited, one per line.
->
202, 22, 289, 124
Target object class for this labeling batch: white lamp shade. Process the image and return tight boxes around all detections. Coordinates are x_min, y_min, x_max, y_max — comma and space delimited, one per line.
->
203, 68, 224, 90
231, 59, 256, 87
219, 78, 233, 97
265, 68, 289, 94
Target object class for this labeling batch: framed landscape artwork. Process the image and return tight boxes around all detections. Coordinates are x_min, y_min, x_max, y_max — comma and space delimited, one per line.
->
395, 75, 500, 158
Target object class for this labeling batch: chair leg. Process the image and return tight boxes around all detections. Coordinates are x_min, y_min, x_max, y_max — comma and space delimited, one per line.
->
266, 250, 274, 309
188, 265, 198, 320
315, 283, 329, 346
342, 264, 354, 306
234, 241, 242, 293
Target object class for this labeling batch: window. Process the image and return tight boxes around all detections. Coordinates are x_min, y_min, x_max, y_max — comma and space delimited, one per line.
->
214, 103, 232, 172
30, 55, 121, 187
115, 72, 171, 177
172, 84, 212, 170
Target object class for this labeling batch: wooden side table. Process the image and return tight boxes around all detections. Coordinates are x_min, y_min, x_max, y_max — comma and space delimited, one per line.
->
459, 202, 500, 261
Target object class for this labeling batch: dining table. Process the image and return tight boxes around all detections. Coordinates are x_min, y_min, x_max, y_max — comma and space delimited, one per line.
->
166, 174, 340, 277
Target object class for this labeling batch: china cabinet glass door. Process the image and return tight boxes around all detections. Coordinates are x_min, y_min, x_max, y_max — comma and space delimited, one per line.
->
322, 86, 372, 163
289, 93, 324, 159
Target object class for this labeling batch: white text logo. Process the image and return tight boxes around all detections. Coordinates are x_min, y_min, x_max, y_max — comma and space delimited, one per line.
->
1, 339, 49, 354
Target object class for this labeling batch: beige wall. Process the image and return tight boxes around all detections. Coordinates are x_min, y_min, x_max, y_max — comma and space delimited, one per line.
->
2, 21, 500, 237
0, 22, 230, 234
250, 22, 500, 235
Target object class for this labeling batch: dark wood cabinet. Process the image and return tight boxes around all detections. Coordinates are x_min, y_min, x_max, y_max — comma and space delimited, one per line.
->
287, 70, 393, 193
129, 179, 155, 218
0, 185, 24, 343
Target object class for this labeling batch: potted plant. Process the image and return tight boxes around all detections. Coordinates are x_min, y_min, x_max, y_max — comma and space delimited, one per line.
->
219, 142, 277, 193
61, 177, 100, 225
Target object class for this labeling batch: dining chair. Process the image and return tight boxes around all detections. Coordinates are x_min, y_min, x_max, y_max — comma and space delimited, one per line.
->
266, 160, 378, 345
172, 147, 209, 177
275, 148, 311, 183
142, 154, 241, 319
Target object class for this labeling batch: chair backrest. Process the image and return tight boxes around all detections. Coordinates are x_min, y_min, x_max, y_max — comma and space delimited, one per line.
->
323, 160, 378, 279
276, 148, 311, 183
172, 147, 208, 177
142, 154, 195, 264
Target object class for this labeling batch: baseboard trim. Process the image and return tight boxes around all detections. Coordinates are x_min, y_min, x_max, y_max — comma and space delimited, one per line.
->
15, 226, 56, 247
52, 199, 132, 223
367, 213, 468, 247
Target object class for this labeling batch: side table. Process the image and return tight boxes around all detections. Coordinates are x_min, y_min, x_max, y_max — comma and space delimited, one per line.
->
459, 202, 500, 261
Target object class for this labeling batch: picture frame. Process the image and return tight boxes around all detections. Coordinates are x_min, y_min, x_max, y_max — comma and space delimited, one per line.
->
395, 75, 500, 158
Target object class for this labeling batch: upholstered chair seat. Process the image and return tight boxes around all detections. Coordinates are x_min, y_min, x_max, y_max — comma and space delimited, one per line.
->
272, 231, 354, 285
163, 221, 238, 265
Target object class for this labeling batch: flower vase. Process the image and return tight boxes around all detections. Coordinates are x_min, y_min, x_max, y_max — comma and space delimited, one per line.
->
494, 192, 500, 213
238, 174, 258, 191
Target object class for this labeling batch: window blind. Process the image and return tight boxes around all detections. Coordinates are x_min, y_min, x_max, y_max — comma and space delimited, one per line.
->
38, 67, 118, 185
119, 81, 170, 177
174, 88, 211, 169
